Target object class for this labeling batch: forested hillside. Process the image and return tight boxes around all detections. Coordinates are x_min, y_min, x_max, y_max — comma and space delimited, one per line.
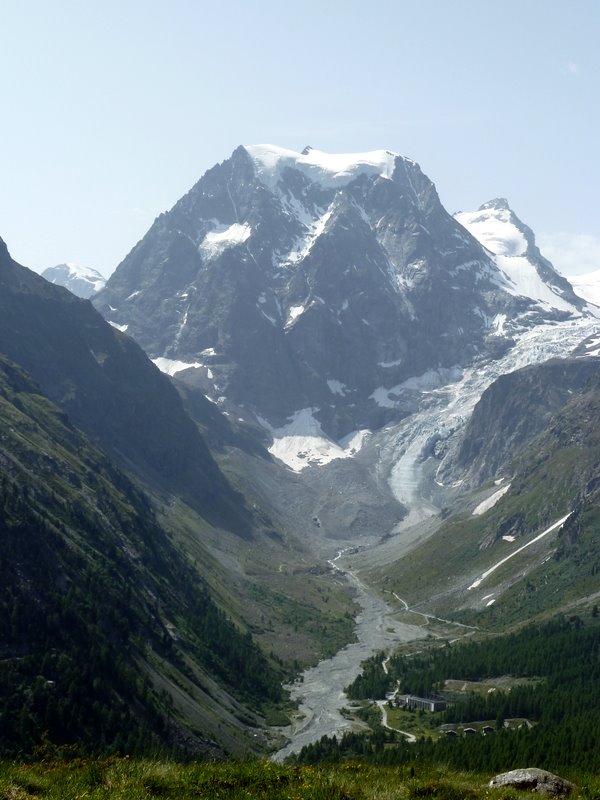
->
302, 615, 600, 772
0, 354, 283, 757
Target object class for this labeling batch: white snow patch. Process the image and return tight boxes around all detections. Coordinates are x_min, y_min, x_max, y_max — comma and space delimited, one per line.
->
244, 144, 398, 190
286, 304, 306, 327
468, 513, 572, 590
108, 321, 128, 332
472, 483, 511, 516
492, 314, 507, 336
379, 358, 403, 368
571, 270, 600, 307
126, 290, 141, 301
455, 207, 527, 257
152, 357, 202, 376
259, 408, 370, 472
496, 254, 575, 312
199, 222, 251, 259
173, 306, 189, 346
502, 535, 516, 543
371, 367, 463, 408
579, 334, 600, 358
200, 347, 217, 357
45, 262, 106, 293
339, 429, 370, 452
327, 379, 347, 396
370, 387, 398, 409
284, 207, 333, 266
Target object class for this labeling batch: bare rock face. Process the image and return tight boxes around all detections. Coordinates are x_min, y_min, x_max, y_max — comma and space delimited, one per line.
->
489, 768, 575, 796
94, 145, 585, 440
440, 357, 600, 488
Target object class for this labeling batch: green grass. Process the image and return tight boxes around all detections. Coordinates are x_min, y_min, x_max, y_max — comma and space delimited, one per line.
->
442, 677, 539, 698
0, 758, 591, 800
385, 707, 442, 739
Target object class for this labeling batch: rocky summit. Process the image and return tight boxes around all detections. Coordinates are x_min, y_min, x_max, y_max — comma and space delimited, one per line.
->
94, 145, 588, 441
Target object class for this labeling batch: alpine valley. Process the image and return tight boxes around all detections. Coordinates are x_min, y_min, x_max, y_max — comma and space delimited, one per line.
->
3, 144, 600, 764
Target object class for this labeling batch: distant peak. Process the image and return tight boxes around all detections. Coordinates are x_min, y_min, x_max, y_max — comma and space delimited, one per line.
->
479, 198, 511, 212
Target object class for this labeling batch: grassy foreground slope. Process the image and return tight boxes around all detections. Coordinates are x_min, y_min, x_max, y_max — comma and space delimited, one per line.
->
0, 759, 589, 800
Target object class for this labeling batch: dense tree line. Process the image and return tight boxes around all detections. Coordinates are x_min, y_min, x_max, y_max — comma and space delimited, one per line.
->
345, 651, 389, 700
303, 616, 600, 773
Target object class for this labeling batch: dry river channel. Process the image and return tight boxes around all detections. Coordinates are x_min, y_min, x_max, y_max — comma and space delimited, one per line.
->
273, 551, 427, 761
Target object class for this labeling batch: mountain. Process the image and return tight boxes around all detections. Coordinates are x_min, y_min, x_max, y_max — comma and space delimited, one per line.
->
362, 350, 600, 624
441, 356, 600, 488
0, 235, 363, 757
93, 146, 588, 446
454, 199, 587, 315
570, 269, 600, 307
0, 352, 283, 758
0, 237, 242, 523
42, 262, 106, 298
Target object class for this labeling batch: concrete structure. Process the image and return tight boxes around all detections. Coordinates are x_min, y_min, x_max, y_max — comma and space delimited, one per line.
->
397, 694, 447, 712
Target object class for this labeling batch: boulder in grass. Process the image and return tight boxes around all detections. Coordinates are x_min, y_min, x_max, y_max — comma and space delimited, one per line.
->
489, 768, 575, 796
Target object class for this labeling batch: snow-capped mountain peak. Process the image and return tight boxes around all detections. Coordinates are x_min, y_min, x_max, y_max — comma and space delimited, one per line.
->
455, 200, 528, 257
243, 144, 399, 190
42, 262, 106, 299
455, 201, 586, 315
94, 145, 593, 455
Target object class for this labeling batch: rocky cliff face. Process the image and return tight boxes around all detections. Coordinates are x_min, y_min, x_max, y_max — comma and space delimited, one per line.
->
94, 146, 585, 440
0, 238, 241, 521
442, 357, 600, 487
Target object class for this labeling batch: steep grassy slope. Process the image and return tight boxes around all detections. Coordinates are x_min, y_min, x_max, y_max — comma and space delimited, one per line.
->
0, 355, 286, 757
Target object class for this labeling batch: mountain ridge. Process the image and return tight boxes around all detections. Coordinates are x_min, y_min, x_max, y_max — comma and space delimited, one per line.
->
0, 239, 248, 526
0, 351, 283, 758
93, 145, 589, 445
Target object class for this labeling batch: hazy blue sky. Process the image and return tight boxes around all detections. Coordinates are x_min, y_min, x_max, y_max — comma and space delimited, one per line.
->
2, 0, 599, 276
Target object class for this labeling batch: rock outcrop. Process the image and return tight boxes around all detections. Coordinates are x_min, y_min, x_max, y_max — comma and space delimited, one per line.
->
489, 768, 575, 796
